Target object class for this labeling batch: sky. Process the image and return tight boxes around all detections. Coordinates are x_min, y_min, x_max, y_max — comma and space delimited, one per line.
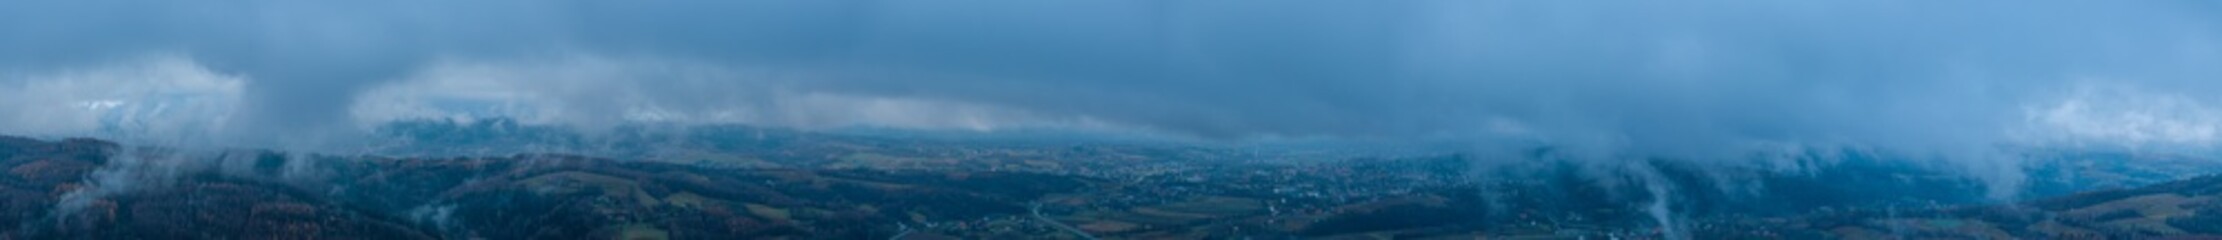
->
3, 0, 2221, 162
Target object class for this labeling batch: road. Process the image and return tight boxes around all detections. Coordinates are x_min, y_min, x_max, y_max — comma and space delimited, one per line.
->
1032, 202, 1099, 240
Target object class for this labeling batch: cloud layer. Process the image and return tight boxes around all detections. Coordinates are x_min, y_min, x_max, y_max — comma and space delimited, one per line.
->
348, 55, 1117, 132
1, 0, 2220, 160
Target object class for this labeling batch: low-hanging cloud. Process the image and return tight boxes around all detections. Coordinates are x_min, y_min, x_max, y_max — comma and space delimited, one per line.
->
2022, 84, 2222, 149
0, 55, 245, 145
349, 55, 1123, 132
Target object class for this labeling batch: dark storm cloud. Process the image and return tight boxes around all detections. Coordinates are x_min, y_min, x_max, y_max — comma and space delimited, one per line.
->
2, 0, 2221, 155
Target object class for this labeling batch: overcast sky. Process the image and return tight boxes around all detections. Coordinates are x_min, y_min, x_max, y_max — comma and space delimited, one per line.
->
2, 1, 2220, 159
